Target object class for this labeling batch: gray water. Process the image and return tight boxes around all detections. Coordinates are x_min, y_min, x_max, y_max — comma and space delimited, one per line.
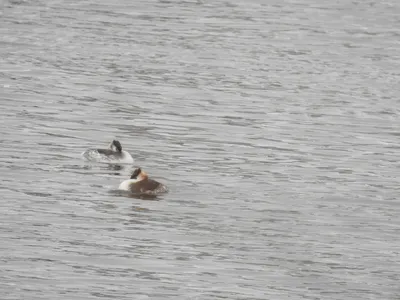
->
1, 0, 400, 299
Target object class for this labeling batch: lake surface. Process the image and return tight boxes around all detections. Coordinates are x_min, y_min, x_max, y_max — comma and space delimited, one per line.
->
1, 0, 400, 299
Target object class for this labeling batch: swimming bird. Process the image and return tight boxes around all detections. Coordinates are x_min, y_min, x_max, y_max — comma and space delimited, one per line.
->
82, 140, 134, 163
118, 168, 168, 195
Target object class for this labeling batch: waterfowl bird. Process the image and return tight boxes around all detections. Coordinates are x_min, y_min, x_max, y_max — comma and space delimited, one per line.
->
82, 140, 134, 163
118, 168, 168, 195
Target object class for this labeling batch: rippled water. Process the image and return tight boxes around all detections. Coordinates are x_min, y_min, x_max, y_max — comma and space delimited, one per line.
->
1, 0, 400, 299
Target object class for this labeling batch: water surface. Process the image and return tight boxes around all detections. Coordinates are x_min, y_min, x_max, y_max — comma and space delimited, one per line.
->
1, 0, 400, 299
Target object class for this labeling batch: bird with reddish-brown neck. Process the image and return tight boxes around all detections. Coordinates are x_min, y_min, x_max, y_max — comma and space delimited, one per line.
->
119, 168, 168, 195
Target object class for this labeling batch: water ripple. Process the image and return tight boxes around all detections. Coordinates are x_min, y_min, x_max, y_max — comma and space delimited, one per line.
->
1, 0, 400, 299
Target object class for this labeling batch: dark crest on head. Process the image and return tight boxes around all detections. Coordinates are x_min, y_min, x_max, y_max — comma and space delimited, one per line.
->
112, 140, 122, 152
131, 168, 142, 179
